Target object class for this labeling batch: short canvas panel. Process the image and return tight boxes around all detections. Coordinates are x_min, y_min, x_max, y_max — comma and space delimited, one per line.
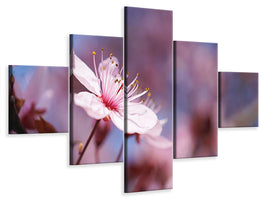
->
124, 7, 173, 192
219, 72, 258, 127
70, 34, 123, 165
9, 65, 68, 134
174, 41, 218, 159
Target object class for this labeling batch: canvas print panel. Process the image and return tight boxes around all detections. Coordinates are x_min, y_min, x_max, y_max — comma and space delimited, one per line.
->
70, 35, 123, 165
9, 65, 68, 134
124, 7, 173, 192
174, 41, 218, 159
219, 72, 258, 127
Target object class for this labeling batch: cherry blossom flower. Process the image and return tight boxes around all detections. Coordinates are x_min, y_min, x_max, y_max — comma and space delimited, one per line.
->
73, 50, 158, 134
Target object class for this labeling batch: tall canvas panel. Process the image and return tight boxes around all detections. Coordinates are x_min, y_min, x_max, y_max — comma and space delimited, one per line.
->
174, 41, 218, 159
70, 35, 123, 165
124, 7, 173, 192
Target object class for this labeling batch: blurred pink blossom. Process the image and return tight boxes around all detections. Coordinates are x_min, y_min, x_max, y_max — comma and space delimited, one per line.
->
14, 66, 68, 133
126, 144, 173, 192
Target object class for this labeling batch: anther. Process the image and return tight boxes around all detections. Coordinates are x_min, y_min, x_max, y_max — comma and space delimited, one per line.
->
78, 142, 83, 154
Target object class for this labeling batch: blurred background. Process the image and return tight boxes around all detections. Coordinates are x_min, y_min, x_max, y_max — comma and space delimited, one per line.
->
175, 41, 218, 158
125, 7, 173, 192
219, 72, 258, 127
9, 65, 68, 134
70, 35, 123, 164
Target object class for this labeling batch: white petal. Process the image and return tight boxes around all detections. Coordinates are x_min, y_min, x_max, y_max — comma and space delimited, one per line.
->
142, 135, 172, 149
144, 120, 163, 137
109, 103, 159, 134
73, 54, 101, 96
109, 111, 124, 131
74, 92, 109, 120
127, 103, 158, 134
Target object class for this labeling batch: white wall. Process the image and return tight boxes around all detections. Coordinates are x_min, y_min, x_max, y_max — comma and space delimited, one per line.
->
0, 0, 266, 199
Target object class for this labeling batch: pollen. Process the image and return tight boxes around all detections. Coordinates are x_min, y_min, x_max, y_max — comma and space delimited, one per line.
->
136, 80, 139, 85
145, 88, 149, 91
78, 142, 83, 154
92, 51, 96, 55
137, 73, 140, 76
110, 53, 113, 57
101, 48, 103, 51
116, 64, 118, 67
103, 67, 106, 70
148, 92, 151, 97
112, 61, 114, 64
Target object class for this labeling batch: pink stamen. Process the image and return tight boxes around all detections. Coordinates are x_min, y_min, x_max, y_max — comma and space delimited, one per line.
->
101, 48, 104, 62
153, 104, 162, 114
127, 74, 139, 89
116, 83, 124, 95
128, 90, 148, 102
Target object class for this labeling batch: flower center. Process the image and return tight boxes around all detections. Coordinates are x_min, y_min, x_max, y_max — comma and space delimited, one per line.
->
91, 49, 150, 111
101, 94, 119, 111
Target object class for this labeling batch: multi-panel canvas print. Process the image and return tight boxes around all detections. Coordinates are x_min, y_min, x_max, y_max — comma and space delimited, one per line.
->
70, 35, 123, 165
9, 65, 68, 134
174, 41, 218, 159
219, 72, 258, 127
124, 7, 173, 192
6, 5, 262, 195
